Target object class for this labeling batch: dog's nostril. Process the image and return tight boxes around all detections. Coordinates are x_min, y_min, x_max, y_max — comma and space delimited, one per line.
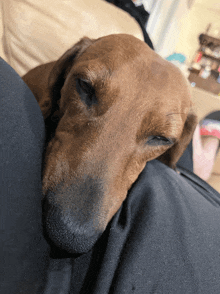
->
42, 196, 103, 254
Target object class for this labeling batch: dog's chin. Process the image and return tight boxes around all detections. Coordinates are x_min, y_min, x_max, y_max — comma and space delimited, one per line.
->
42, 198, 104, 255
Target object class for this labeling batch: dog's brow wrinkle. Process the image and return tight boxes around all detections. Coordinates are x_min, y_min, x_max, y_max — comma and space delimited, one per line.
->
166, 112, 185, 116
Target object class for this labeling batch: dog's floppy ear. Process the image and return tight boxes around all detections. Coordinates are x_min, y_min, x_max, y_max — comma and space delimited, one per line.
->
158, 110, 198, 169
22, 37, 94, 120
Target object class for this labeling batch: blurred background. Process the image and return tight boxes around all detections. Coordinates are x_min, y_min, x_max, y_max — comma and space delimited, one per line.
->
1, 0, 220, 191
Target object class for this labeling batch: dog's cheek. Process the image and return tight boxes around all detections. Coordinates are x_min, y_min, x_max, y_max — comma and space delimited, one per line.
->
122, 145, 172, 185
142, 145, 172, 163
120, 152, 149, 191
126, 160, 147, 189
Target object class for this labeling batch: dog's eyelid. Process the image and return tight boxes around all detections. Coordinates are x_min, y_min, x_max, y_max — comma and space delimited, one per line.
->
77, 78, 94, 93
146, 135, 175, 146
75, 78, 98, 107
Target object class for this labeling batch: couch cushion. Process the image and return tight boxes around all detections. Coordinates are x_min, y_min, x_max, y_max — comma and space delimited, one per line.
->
0, 1, 6, 60
1, 0, 143, 76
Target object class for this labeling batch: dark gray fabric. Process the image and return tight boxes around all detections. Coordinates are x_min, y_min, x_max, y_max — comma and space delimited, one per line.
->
1, 57, 220, 294
66, 159, 220, 294
0, 58, 50, 294
177, 140, 193, 172
203, 111, 220, 122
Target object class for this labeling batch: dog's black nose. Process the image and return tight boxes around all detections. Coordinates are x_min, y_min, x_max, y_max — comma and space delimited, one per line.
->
42, 195, 103, 254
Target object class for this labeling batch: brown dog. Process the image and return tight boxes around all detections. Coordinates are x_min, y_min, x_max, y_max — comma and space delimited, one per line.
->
22, 34, 197, 254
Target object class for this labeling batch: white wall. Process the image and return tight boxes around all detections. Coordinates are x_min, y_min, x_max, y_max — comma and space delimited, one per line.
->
175, 0, 220, 65
147, 0, 189, 58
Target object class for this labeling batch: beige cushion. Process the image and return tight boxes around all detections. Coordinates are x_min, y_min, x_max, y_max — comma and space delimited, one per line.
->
208, 173, 220, 192
1, 0, 220, 191
191, 87, 220, 123
2, 0, 143, 76
0, 1, 5, 60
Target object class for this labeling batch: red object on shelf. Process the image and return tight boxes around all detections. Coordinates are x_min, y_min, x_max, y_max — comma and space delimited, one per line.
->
194, 52, 203, 63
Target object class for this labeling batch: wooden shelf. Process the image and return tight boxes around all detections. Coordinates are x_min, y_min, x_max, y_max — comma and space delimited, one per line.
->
189, 72, 220, 95
188, 33, 220, 95
202, 53, 220, 63
199, 34, 220, 47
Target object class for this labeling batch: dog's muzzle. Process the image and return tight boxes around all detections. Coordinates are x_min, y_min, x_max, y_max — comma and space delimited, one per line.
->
42, 179, 106, 254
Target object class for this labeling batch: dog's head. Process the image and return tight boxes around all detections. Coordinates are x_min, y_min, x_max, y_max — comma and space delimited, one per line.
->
23, 34, 197, 254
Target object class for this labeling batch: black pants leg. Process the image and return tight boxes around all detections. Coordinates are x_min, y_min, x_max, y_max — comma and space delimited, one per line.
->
0, 58, 50, 294
177, 140, 193, 173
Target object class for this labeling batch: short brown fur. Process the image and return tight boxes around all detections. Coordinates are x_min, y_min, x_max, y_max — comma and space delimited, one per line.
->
23, 34, 197, 253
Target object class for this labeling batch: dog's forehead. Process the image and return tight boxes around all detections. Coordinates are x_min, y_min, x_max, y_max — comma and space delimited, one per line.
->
73, 34, 191, 114
79, 34, 187, 88
78, 34, 152, 68
145, 54, 192, 108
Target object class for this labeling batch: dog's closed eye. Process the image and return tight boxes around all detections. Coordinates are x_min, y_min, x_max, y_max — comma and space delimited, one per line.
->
146, 136, 174, 146
76, 78, 98, 107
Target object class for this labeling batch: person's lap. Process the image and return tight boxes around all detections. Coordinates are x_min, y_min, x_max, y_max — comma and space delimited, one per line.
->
0, 57, 50, 294
2, 57, 220, 293
0, 57, 197, 293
